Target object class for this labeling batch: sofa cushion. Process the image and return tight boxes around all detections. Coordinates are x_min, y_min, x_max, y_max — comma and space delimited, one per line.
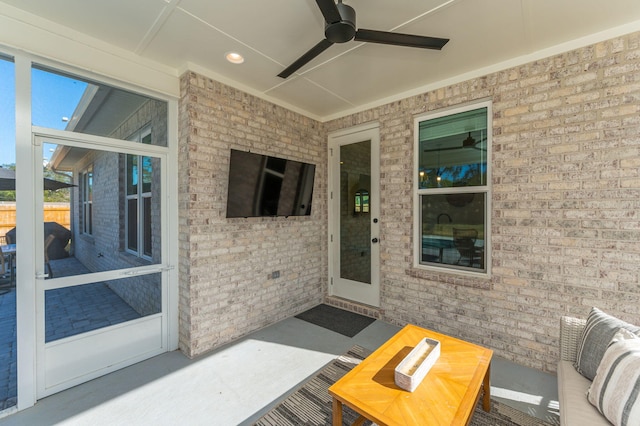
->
574, 307, 640, 380
557, 360, 610, 426
587, 329, 640, 426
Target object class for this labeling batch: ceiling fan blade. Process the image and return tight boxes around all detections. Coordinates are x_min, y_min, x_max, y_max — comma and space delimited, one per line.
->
355, 29, 449, 50
315, 0, 342, 24
278, 39, 334, 79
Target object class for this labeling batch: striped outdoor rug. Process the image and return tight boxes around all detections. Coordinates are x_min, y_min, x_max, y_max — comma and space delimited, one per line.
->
254, 345, 554, 426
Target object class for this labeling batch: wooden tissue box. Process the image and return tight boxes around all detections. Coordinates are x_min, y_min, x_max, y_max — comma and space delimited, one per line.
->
394, 337, 441, 392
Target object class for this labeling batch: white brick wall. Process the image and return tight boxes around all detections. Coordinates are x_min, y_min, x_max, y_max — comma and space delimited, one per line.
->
325, 31, 640, 372
178, 73, 327, 357
179, 31, 640, 372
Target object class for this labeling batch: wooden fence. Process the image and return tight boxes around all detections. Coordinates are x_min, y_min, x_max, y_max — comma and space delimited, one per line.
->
0, 202, 70, 240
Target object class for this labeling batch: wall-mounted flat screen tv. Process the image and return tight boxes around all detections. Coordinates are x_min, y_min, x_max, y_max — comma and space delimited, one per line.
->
226, 149, 316, 218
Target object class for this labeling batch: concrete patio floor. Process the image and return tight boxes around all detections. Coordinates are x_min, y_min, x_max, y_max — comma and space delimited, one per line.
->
0, 257, 560, 424
0, 315, 560, 425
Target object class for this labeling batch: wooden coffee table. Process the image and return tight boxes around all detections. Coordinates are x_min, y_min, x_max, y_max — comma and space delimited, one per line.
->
328, 324, 493, 425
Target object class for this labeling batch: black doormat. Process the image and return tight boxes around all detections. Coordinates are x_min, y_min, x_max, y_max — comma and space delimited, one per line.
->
295, 304, 376, 337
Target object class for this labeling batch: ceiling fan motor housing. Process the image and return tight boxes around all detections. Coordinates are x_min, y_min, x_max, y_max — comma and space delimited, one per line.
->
325, 2, 356, 43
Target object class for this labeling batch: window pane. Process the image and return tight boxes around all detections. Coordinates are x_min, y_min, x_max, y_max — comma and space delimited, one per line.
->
32, 67, 87, 139
87, 168, 93, 201
0, 54, 16, 410
141, 132, 152, 145
420, 193, 485, 271
340, 141, 372, 284
32, 65, 168, 147
43, 141, 161, 276
142, 156, 152, 194
143, 197, 152, 257
127, 155, 137, 195
88, 203, 92, 235
87, 168, 93, 234
418, 108, 487, 189
81, 167, 93, 235
127, 198, 138, 251
83, 203, 88, 234
45, 273, 161, 342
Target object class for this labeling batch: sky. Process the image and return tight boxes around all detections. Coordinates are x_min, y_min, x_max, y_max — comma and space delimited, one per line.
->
0, 58, 87, 166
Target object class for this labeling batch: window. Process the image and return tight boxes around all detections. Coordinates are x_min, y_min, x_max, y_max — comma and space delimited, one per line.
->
354, 189, 369, 214
126, 126, 153, 259
80, 165, 93, 235
414, 101, 491, 274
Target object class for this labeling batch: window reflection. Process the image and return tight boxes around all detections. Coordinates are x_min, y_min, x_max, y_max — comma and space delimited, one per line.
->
420, 193, 486, 269
416, 105, 490, 272
418, 108, 487, 189
354, 189, 369, 214
340, 141, 372, 284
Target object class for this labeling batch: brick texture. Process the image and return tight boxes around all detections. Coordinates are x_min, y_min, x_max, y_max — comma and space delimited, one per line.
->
178, 73, 327, 357
179, 31, 640, 372
324, 31, 640, 372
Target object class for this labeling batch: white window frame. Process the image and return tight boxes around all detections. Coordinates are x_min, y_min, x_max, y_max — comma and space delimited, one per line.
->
413, 100, 492, 277
125, 125, 152, 260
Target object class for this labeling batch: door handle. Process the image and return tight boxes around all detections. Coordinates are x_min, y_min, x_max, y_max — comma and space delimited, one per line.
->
372, 238, 379, 243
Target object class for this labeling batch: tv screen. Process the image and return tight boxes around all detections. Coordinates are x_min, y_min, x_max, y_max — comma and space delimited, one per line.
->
226, 149, 316, 218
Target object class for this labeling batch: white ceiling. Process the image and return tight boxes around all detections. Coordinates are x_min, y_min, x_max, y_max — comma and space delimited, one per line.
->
2, 0, 640, 120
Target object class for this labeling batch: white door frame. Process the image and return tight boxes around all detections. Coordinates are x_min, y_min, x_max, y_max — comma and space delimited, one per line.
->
13, 51, 179, 412
328, 122, 380, 307
33, 129, 174, 398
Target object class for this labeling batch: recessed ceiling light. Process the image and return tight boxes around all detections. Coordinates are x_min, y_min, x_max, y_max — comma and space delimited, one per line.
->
225, 52, 244, 64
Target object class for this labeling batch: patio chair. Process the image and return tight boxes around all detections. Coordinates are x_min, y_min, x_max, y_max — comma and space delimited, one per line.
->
452, 228, 481, 267
45, 234, 55, 279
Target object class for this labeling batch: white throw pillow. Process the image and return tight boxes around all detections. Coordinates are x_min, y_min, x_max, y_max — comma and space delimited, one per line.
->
587, 329, 640, 426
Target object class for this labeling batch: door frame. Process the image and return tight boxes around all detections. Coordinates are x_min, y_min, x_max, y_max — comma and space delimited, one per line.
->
13, 53, 179, 412
328, 122, 380, 307
32, 129, 173, 398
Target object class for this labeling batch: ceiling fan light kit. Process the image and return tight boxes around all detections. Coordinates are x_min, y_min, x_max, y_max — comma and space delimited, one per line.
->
278, 0, 449, 79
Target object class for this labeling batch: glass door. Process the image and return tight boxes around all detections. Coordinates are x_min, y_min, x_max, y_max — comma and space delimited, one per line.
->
34, 131, 169, 398
329, 125, 380, 307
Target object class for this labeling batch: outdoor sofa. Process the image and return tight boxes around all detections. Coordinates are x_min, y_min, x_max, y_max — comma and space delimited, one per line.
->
557, 308, 640, 426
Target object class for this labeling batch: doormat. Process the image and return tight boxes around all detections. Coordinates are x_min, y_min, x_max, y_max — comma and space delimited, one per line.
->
254, 345, 556, 426
295, 304, 376, 337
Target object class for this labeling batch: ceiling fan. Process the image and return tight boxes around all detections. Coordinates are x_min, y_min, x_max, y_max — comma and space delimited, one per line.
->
278, 0, 450, 78
462, 132, 486, 151
422, 132, 487, 153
